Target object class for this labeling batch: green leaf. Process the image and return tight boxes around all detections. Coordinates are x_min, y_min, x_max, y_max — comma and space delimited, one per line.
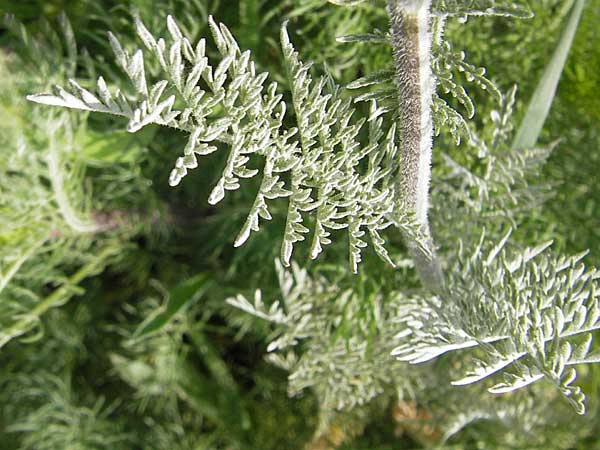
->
132, 274, 212, 339
512, 0, 586, 149
77, 127, 155, 165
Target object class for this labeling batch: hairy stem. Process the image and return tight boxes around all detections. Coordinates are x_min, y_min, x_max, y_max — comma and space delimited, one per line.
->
387, 0, 443, 292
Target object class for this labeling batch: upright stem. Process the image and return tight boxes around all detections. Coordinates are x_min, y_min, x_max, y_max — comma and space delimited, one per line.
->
387, 0, 443, 292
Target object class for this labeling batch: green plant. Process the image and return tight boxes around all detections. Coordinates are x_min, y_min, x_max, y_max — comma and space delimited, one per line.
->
2, 0, 599, 448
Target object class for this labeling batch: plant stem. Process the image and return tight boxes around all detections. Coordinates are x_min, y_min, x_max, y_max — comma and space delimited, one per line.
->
48, 130, 105, 234
387, 0, 443, 292
0, 244, 120, 349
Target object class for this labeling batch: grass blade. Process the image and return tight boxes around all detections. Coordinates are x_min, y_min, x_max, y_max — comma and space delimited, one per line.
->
132, 273, 212, 339
512, 0, 586, 149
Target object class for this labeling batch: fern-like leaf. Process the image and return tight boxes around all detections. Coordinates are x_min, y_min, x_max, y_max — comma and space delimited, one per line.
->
392, 230, 600, 414
28, 16, 411, 272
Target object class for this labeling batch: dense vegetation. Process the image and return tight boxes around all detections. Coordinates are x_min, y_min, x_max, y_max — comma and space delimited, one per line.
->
1, 0, 599, 448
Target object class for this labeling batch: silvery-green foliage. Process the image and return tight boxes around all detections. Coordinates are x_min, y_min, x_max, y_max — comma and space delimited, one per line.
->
227, 261, 415, 412
28, 15, 420, 272
5, 374, 131, 450
0, 24, 126, 350
22, 1, 600, 432
3, 13, 79, 85
432, 0, 533, 17
279, 28, 405, 270
431, 38, 502, 143
328, 0, 533, 17
338, 2, 506, 147
434, 385, 582, 446
284, 0, 389, 89
438, 86, 553, 226
403, 83, 591, 417
425, 0, 532, 147
392, 229, 600, 414
110, 332, 182, 413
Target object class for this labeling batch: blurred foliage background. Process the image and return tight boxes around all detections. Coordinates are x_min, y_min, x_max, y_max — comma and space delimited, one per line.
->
0, 0, 599, 448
